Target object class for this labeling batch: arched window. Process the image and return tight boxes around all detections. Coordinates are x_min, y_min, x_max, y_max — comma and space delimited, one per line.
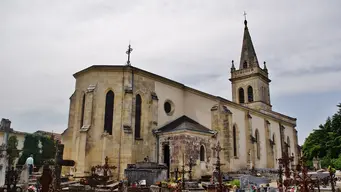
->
135, 94, 142, 139
233, 125, 237, 157
80, 93, 86, 129
255, 129, 260, 159
200, 145, 205, 161
104, 90, 114, 135
238, 88, 245, 104
272, 133, 275, 143
286, 136, 290, 156
243, 60, 247, 68
248, 86, 254, 102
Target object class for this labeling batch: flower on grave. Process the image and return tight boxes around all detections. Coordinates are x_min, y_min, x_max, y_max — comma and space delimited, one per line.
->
27, 185, 36, 192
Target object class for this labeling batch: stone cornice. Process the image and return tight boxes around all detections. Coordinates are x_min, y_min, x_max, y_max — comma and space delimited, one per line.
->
156, 129, 216, 137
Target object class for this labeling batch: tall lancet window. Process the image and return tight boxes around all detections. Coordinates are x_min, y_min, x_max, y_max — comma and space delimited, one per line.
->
238, 88, 245, 104
248, 86, 254, 102
287, 136, 290, 155
233, 125, 237, 157
255, 129, 260, 159
80, 93, 86, 129
135, 94, 142, 139
104, 90, 114, 135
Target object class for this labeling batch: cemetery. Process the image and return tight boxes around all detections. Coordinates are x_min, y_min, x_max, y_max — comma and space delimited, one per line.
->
1, 137, 341, 192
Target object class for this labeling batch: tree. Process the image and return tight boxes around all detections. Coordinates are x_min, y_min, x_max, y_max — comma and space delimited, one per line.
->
18, 134, 41, 168
40, 135, 56, 164
302, 103, 341, 169
7, 135, 20, 166
0, 144, 5, 158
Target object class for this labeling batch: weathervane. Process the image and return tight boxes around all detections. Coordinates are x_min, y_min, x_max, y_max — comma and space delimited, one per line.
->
126, 42, 133, 66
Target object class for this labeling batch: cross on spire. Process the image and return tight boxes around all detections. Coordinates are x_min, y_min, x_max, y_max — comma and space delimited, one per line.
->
243, 11, 248, 26
126, 43, 133, 66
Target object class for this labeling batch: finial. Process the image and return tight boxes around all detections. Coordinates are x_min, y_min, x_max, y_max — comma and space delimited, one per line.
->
231, 60, 235, 72
243, 11, 247, 26
263, 61, 268, 73
263, 61, 267, 69
126, 42, 133, 66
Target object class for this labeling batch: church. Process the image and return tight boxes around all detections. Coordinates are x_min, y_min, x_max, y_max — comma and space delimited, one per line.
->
61, 19, 299, 179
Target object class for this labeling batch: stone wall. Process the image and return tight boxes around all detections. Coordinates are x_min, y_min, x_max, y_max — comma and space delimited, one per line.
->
158, 132, 214, 179
62, 65, 299, 179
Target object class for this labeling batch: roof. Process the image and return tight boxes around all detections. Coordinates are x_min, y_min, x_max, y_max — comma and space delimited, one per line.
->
0, 127, 27, 135
154, 115, 216, 135
73, 65, 296, 125
239, 19, 259, 69
34, 130, 62, 141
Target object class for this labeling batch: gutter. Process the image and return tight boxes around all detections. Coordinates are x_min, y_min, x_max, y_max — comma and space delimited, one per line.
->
118, 69, 125, 180
152, 130, 160, 164
131, 68, 135, 159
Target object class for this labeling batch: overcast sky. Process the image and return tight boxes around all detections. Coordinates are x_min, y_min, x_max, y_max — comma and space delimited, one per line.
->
1, 1, 340, 145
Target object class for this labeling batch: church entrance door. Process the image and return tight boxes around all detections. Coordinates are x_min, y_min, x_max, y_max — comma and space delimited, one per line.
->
163, 144, 170, 178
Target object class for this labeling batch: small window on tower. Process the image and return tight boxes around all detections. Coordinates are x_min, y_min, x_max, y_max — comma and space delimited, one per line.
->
243, 61, 248, 68
248, 86, 254, 102
238, 88, 245, 104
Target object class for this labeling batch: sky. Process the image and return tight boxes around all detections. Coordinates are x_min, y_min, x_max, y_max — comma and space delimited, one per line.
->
0, 1, 340, 145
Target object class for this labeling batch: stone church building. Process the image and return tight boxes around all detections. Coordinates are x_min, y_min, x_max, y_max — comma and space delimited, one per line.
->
61, 19, 299, 179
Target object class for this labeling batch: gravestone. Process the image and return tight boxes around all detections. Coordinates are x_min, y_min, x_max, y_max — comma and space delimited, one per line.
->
124, 161, 168, 186
239, 175, 271, 189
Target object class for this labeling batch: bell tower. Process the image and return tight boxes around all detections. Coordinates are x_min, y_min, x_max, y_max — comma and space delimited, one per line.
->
229, 18, 272, 111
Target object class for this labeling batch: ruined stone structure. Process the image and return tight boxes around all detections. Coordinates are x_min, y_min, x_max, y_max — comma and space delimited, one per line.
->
61, 19, 299, 179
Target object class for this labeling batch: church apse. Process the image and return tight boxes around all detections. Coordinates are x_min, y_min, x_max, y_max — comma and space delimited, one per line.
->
158, 133, 213, 179
154, 115, 216, 179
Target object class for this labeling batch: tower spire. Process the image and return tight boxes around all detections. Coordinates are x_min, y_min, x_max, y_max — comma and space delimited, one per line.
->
239, 13, 259, 69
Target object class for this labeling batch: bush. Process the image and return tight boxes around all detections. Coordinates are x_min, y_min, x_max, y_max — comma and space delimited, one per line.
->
228, 179, 240, 188
18, 134, 41, 168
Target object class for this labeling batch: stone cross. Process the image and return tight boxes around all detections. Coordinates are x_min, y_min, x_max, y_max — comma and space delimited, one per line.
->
170, 167, 179, 181
212, 142, 225, 192
90, 156, 117, 187
126, 43, 133, 66
186, 156, 196, 181
277, 152, 295, 191
243, 11, 247, 20
178, 153, 190, 190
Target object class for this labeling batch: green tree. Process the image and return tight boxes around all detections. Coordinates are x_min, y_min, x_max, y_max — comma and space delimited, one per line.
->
40, 135, 56, 163
7, 135, 20, 166
18, 134, 41, 168
302, 103, 341, 168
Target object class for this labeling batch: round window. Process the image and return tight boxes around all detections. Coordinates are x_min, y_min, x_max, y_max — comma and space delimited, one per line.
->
164, 102, 172, 114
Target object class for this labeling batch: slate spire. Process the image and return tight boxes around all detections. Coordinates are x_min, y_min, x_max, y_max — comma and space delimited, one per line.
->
239, 18, 259, 69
